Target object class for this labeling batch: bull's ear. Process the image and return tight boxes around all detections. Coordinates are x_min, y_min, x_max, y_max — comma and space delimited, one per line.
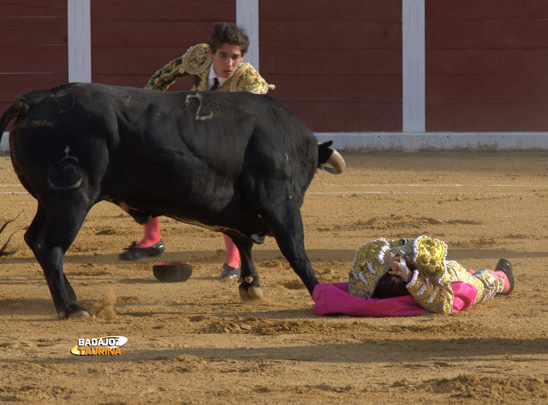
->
317, 141, 334, 165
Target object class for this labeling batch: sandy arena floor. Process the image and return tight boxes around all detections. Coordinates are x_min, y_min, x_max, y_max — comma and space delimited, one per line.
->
0, 151, 547, 404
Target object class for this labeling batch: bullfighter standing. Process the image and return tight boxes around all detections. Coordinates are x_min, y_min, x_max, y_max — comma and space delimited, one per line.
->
119, 22, 274, 281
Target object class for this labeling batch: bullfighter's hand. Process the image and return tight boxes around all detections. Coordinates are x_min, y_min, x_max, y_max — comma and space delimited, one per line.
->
384, 252, 401, 272
388, 256, 412, 282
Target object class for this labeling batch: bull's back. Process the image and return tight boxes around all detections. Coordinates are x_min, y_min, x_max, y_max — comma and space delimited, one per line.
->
11, 83, 318, 206
16, 82, 316, 165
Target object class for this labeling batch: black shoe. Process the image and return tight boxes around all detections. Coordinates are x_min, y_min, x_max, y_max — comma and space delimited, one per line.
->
495, 258, 514, 295
119, 241, 164, 261
220, 263, 240, 279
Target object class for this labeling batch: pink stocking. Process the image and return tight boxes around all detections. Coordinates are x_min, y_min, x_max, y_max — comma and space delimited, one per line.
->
470, 269, 511, 294
223, 234, 240, 268
136, 217, 161, 248
494, 270, 511, 294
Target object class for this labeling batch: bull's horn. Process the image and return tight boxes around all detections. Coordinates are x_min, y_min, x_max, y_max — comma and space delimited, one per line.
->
323, 148, 346, 174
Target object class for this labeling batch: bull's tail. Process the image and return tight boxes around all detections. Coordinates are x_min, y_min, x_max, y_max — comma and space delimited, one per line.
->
0, 97, 28, 143
0, 216, 19, 257
318, 141, 346, 174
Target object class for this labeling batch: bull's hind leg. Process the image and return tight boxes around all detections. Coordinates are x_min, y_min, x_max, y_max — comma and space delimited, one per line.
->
226, 234, 263, 300
261, 201, 319, 295
25, 203, 77, 302
31, 201, 91, 318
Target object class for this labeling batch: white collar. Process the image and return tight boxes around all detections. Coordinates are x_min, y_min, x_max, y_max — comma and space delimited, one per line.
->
208, 65, 228, 89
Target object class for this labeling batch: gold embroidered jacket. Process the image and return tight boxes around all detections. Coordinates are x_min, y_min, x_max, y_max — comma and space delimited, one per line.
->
145, 43, 274, 94
348, 236, 504, 314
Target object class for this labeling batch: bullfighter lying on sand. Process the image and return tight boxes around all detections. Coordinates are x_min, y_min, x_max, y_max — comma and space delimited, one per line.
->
313, 235, 514, 317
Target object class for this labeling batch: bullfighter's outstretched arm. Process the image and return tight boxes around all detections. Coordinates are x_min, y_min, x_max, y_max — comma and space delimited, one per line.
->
145, 56, 186, 91
145, 44, 212, 91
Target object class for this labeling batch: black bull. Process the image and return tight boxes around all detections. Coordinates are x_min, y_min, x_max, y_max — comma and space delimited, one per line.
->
0, 83, 345, 318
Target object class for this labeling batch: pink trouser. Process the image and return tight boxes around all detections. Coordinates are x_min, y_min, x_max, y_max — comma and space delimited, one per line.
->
136, 217, 240, 267
223, 234, 240, 268
468, 269, 511, 294
135, 217, 162, 248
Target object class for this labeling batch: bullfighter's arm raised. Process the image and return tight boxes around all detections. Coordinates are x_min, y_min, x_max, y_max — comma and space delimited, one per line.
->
144, 57, 186, 91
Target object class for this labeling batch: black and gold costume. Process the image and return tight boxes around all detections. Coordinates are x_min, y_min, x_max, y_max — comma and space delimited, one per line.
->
145, 43, 274, 94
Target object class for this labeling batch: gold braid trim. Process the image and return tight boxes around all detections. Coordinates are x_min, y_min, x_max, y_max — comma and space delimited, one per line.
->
412, 236, 448, 281
227, 63, 274, 94
181, 43, 212, 75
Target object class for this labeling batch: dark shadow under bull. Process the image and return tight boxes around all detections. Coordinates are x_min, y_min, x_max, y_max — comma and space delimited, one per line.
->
0, 83, 345, 318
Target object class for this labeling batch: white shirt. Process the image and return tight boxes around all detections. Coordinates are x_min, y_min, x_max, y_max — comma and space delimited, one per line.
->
207, 65, 228, 90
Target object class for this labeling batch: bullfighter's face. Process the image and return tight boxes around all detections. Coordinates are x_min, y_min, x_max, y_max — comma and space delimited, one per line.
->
210, 43, 243, 79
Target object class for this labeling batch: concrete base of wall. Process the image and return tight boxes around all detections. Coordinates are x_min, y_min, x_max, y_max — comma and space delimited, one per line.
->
315, 132, 548, 152
3, 131, 548, 153
1, 132, 8, 152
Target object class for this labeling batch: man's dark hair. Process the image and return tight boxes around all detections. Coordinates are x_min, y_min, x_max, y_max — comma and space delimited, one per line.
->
208, 22, 250, 55
372, 258, 452, 300
372, 273, 409, 299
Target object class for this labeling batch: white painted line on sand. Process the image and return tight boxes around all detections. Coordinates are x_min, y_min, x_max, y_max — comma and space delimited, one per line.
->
308, 191, 535, 196
311, 183, 548, 188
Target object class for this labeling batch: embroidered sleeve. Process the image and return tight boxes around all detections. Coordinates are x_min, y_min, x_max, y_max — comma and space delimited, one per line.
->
144, 56, 186, 91
228, 63, 275, 94
145, 44, 211, 92
412, 236, 448, 281
406, 270, 454, 314
348, 238, 390, 299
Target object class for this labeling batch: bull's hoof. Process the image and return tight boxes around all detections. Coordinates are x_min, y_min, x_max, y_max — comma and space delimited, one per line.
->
58, 309, 90, 319
57, 303, 91, 319
248, 286, 264, 299
239, 283, 264, 300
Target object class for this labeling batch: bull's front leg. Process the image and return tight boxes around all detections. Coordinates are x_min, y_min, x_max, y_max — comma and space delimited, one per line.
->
24, 209, 79, 304
229, 236, 263, 300
39, 246, 90, 318
263, 201, 319, 295
30, 203, 92, 319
